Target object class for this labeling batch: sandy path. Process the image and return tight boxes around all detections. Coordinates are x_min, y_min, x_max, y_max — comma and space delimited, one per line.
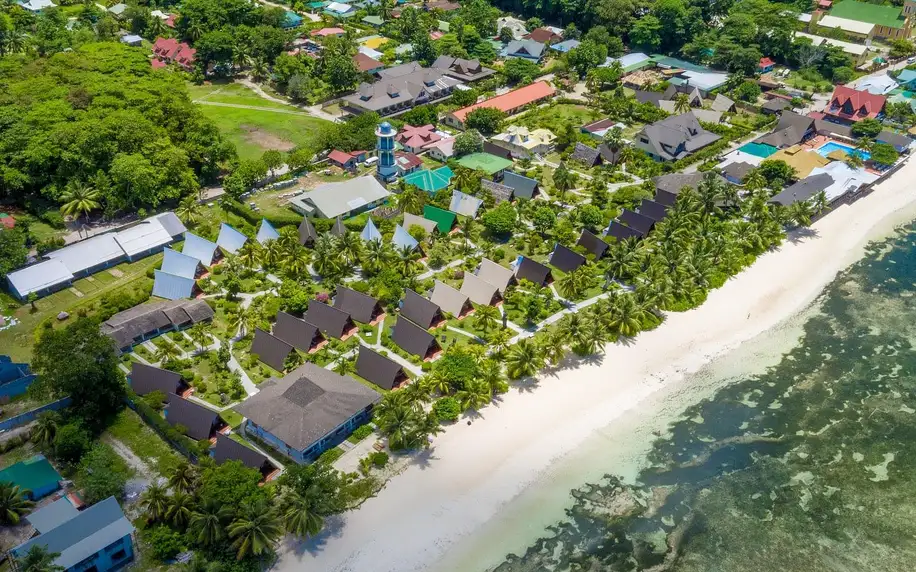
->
276, 158, 916, 572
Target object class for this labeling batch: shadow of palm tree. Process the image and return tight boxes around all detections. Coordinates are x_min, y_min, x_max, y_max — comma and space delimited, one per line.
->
292, 513, 347, 556
786, 226, 819, 244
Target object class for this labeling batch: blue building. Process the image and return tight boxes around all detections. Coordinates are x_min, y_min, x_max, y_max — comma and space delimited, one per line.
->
0, 355, 37, 399
376, 121, 397, 182
0, 455, 62, 500
236, 363, 380, 464
11, 497, 135, 572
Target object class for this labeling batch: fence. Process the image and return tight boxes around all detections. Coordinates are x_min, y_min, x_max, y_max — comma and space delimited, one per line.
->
126, 399, 199, 463
0, 397, 71, 433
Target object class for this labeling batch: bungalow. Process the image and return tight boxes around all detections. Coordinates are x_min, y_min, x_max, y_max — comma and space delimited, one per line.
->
576, 229, 609, 260
515, 257, 552, 286
182, 233, 219, 267
431, 56, 496, 82
216, 223, 248, 254
251, 328, 294, 371
461, 271, 502, 306
500, 39, 546, 62
824, 86, 886, 123
354, 52, 385, 74
502, 171, 540, 200
618, 209, 656, 236
605, 221, 644, 241
400, 289, 444, 329
237, 363, 380, 463
423, 205, 457, 233
282, 10, 304, 28
550, 39, 580, 53
129, 362, 188, 397
101, 299, 214, 353
769, 173, 834, 206
356, 345, 408, 390
549, 243, 586, 273
476, 258, 515, 293
311, 27, 347, 38
490, 126, 556, 158
456, 153, 513, 180
756, 111, 816, 149
639, 199, 669, 222
633, 112, 721, 162
335, 286, 384, 324
449, 189, 483, 218
481, 179, 515, 203
402, 166, 454, 193
391, 316, 441, 359
525, 26, 563, 44
213, 434, 277, 481
328, 149, 359, 170
271, 311, 323, 353
11, 497, 135, 572
426, 137, 456, 161
299, 217, 319, 245
395, 151, 423, 175
165, 394, 225, 441
442, 81, 556, 129
256, 219, 280, 244
758, 57, 776, 73
152, 37, 196, 71
396, 124, 442, 153
581, 118, 626, 140
305, 300, 357, 339
392, 224, 420, 251
403, 212, 437, 237
361, 218, 383, 242
570, 143, 603, 168
722, 161, 756, 185
324, 1, 357, 18
430, 280, 473, 318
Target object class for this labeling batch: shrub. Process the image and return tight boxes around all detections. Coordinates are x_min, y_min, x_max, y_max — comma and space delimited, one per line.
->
348, 424, 375, 443
54, 422, 91, 464
143, 526, 185, 561
369, 451, 389, 468
433, 396, 461, 422
491, 247, 505, 262
317, 446, 344, 465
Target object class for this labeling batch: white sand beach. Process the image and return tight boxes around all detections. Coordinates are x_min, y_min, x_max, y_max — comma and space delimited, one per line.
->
278, 158, 916, 572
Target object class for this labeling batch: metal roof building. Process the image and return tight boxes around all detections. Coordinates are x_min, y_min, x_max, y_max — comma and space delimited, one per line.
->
577, 229, 609, 260
6, 259, 74, 300
181, 233, 218, 266
45, 233, 125, 276
449, 190, 483, 218
476, 258, 515, 292
26, 498, 79, 534
114, 218, 174, 259
403, 213, 438, 235
152, 270, 195, 300
360, 218, 382, 242
392, 225, 419, 251
161, 248, 199, 279
217, 223, 248, 254
256, 219, 280, 244
461, 271, 501, 306
289, 176, 391, 219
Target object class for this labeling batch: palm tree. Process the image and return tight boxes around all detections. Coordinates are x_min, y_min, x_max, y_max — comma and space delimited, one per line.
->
697, 171, 724, 218
169, 461, 200, 493
374, 393, 424, 449
189, 498, 231, 547
396, 187, 426, 215
148, 15, 168, 39
810, 190, 829, 217
423, 370, 452, 395
313, 235, 341, 277
232, 45, 252, 72
237, 240, 262, 270
0, 483, 34, 525
333, 357, 355, 376
473, 305, 499, 333
251, 58, 270, 82
505, 338, 545, 379
263, 239, 284, 270
154, 341, 181, 364
362, 239, 392, 275
455, 379, 491, 411
140, 482, 169, 522
539, 331, 568, 366
558, 266, 590, 299
673, 92, 692, 114
338, 232, 364, 266
282, 245, 311, 279
396, 244, 420, 275
487, 327, 513, 356
188, 322, 211, 351
228, 499, 284, 560
176, 195, 201, 225
227, 308, 248, 338
32, 412, 59, 446
603, 239, 638, 285
602, 126, 625, 166
16, 545, 62, 572
59, 182, 101, 223
479, 359, 508, 394
603, 294, 643, 337
791, 200, 814, 227
166, 490, 196, 529
186, 21, 205, 41
283, 491, 324, 539
552, 162, 575, 200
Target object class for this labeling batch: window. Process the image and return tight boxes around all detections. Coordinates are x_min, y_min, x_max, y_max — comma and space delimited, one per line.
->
111, 550, 128, 562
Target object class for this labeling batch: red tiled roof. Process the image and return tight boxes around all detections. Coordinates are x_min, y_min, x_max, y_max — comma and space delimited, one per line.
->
152, 37, 194, 68
311, 27, 346, 37
429, 31, 445, 40
353, 52, 382, 72
328, 150, 355, 165
165, 14, 177, 27
151, 58, 167, 69
450, 81, 556, 123
395, 151, 422, 170
396, 124, 442, 149
525, 27, 561, 43
826, 86, 887, 122
817, 0, 831, 7
0, 215, 15, 229
153, 37, 179, 59
759, 57, 775, 68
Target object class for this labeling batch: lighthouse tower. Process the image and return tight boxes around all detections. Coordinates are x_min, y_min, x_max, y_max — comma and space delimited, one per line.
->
376, 121, 397, 182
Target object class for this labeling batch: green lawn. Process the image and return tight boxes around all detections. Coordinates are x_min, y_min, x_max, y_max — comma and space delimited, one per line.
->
191, 82, 291, 110
511, 103, 604, 135
196, 100, 332, 161
105, 408, 184, 477
221, 409, 244, 428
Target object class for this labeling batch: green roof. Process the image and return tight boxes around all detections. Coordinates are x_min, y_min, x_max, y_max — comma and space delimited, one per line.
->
402, 166, 453, 193
438, 20, 450, 32
0, 455, 62, 494
423, 205, 457, 233
456, 153, 513, 175
830, 1, 905, 29
362, 15, 384, 26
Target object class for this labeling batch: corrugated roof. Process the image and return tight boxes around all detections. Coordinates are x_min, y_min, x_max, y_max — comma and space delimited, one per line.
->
502, 172, 539, 199
46, 233, 124, 275
360, 218, 382, 242
299, 217, 319, 244
13, 497, 134, 570
155, 212, 187, 237
7, 259, 74, 297
161, 248, 199, 279
256, 219, 280, 244
476, 258, 514, 292
392, 225, 419, 251
152, 270, 195, 300
114, 219, 173, 257
430, 280, 470, 317
450, 81, 556, 123
422, 205, 456, 234
403, 212, 438, 235
26, 497, 79, 534
449, 190, 482, 217
356, 345, 404, 390
217, 223, 248, 254
0, 455, 61, 498
291, 176, 390, 219
181, 233, 218, 266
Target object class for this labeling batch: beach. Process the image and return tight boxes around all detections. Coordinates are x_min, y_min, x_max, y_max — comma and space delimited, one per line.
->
279, 157, 916, 572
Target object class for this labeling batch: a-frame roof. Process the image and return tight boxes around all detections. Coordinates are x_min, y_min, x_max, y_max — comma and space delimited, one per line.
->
549, 244, 585, 273
251, 328, 294, 371
299, 217, 319, 244
400, 289, 441, 329
356, 345, 405, 390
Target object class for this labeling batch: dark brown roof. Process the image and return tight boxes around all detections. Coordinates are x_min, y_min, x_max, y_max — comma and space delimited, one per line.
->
356, 345, 405, 390
391, 316, 438, 357
606, 221, 644, 241
130, 363, 182, 396
305, 300, 353, 339
639, 199, 668, 222
251, 328, 294, 372
213, 434, 270, 471
619, 209, 655, 235
272, 311, 321, 353
400, 289, 441, 330
516, 257, 552, 286
652, 172, 707, 195
334, 286, 382, 323
569, 143, 601, 166
235, 363, 380, 451
330, 217, 346, 236
655, 190, 677, 206
576, 229, 609, 259
481, 178, 514, 203
166, 395, 220, 440
722, 162, 755, 183
483, 141, 512, 160
101, 299, 213, 349
549, 243, 585, 273
299, 217, 318, 244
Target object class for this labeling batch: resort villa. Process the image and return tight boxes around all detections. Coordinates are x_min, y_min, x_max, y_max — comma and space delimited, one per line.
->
633, 113, 721, 161
289, 176, 390, 219
441, 81, 556, 129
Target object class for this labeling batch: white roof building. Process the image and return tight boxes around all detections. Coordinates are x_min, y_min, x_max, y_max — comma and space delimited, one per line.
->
808, 161, 878, 202
816, 15, 875, 36
18, 0, 55, 11
45, 233, 124, 276
114, 218, 174, 258
6, 259, 74, 300
325, 1, 353, 13
216, 223, 248, 254
855, 74, 898, 95
795, 32, 870, 56
289, 176, 391, 219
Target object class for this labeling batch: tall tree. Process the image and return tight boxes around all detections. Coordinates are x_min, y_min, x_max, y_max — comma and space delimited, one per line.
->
0, 483, 34, 525
228, 499, 284, 560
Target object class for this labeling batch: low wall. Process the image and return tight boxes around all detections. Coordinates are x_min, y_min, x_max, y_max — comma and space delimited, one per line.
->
0, 397, 71, 433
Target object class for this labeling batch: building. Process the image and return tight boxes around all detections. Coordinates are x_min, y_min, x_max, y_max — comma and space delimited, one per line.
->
570, 142, 603, 168
794, 32, 871, 64
11, 497, 135, 572
828, 0, 916, 40
251, 328, 294, 371
311, 27, 347, 37
391, 316, 441, 359
525, 27, 563, 44
423, 205, 457, 234
825, 86, 887, 123
271, 311, 323, 353
356, 346, 407, 390
212, 435, 277, 481
394, 151, 423, 176
581, 118, 627, 140
0, 455, 61, 500
502, 171, 540, 200
500, 40, 546, 62
605, 221, 644, 241
400, 289, 444, 329
808, 160, 878, 201
711, 94, 737, 113
166, 394, 225, 440
577, 229, 609, 260
639, 199, 669, 222
769, 145, 830, 178
550, 39, 580, 53
461, 271, 502, 306
396, 124, 442, 153
758, 57, 776, 73
549, 244, 586, 273
129, 362, 188, 397
328, 149, 360, 169
481, 179, 515, 203
430, 280, 472, 318
619, 209, 656, 236
334, 286, 384, 324
516, 257, 552, 286
290, 176, 391, 219
769, 173, 834, 206
324, 1, 357, 17
403, 213, 438, 236
341, 63, 461, 116
101, 299, 214, 352
305, 299, 356, 339
0, 355, 36, 399
121, 34, 143, 46
151, 37, 196, 70
449, 190, 483, 218
601, 52, 653, 73
855, 74, 898, 96
476, 258, 515, 292
443, 81, 555, 129
237, 363, 380, 463
633, 113, 721, 161
811, 13, 875, 40
456, 153, 514, 179
17, 0, 55, 11
375, 121, 397, 181
216, 223, 247, 254
490, 126, 556, 158
354, 52, 384, 74
7, 213, 186, 301
722, 161, 756, 184
361, 14, 384, 27
426, 137, 455, 161
432, 56, 496, 82
756, 111, 816, 148
402, 166, 454, 193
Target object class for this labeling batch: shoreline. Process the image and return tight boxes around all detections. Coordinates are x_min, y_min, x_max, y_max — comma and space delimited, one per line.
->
279, 158, 916, 572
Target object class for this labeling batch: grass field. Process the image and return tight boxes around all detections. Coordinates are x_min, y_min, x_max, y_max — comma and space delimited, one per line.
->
512, 103, 604, 135
105, 408, 184, 478
189, 81, 333, 161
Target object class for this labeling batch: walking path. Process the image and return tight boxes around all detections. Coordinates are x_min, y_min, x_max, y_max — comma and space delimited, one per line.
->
417, 258, 465, 280
508, 291, 612, 344
237, 78, 342, 123
194, 101, 317, 116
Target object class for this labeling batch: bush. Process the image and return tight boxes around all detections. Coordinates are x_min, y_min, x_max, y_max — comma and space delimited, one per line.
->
143, 526, 185, 561
35, 237, 65, 255
54, 422, 91, 464
348, 424, 375, 443
491, 247, 505, 262
369, 451, 389, 468
78, 444, 128, 503
317, 446, 344, 465
433, 396, 461, 422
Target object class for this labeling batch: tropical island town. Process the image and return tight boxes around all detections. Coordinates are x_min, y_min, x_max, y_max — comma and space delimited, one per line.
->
0, 0, 915, 569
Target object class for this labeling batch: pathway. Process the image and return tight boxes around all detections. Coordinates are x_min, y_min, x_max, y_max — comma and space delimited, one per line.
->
507, 290, 612, 344
237, 78, 342, 123
361, 339, 423, 376
417, 258, 465, 280
228, 343, 259, 396
194, 101, 317, 116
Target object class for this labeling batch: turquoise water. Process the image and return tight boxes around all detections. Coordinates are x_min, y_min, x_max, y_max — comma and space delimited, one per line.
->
493, 224, 916, 571
738, 142, 778, 158
818, 141, 871, 161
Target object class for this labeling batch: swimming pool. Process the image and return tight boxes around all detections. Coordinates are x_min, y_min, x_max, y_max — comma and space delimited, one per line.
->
817, 141, 870, 161
738, 142, 778, 158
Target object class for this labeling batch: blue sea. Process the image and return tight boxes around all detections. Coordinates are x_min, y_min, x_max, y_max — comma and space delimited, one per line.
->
482, 223, 916, 571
